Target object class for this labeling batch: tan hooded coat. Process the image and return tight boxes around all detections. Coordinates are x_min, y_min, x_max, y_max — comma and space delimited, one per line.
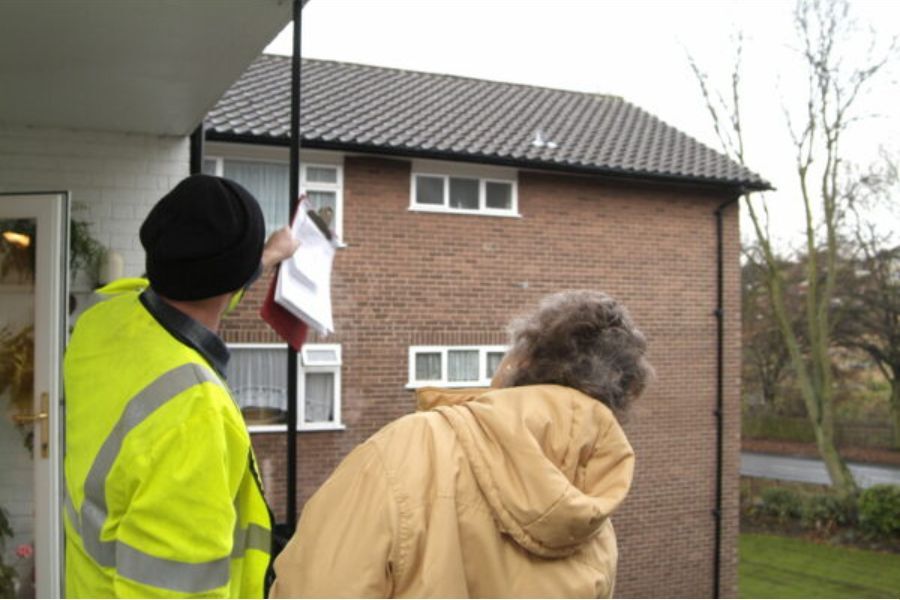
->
269, 384, 634, 598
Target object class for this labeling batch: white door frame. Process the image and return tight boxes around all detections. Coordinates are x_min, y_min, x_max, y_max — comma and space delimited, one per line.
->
0, 192, 68, 598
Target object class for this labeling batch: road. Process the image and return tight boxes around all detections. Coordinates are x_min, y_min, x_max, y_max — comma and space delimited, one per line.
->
740, 452, 900, 488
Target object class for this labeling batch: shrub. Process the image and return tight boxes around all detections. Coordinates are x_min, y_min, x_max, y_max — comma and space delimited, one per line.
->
801, 493, 856, 532
760, 487, 803, 522
858, 484, 900, 537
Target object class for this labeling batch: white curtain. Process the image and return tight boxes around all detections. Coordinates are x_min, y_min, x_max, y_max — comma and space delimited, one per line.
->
448, 350, 479, 382
486, 352, 505, 379
225, 347, 288, 414
304, 372, 334, 423
416, 353, 441, 381
223, 160, 289, 236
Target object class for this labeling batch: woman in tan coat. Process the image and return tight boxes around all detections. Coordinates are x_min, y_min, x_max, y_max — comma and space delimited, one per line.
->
270, 290, 653, 598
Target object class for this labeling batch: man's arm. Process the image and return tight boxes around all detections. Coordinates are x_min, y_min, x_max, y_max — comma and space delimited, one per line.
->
261, 226, 300, 272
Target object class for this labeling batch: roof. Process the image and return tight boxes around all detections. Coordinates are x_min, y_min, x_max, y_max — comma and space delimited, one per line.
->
206, 55, 769, 191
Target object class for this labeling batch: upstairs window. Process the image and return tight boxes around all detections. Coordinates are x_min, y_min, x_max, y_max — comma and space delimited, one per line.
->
411, 173, 518, 216
204, 159, 344, 238
302, 164, 343, 238
408, 345, 508, 388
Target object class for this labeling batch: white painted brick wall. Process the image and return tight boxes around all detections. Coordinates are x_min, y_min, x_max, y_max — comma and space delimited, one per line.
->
0, 125, 189, 284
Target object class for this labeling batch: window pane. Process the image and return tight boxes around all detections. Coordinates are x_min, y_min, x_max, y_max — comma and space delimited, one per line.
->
449, 178, 479, 210
415, 176, 444, 205
305, 348, 338, 364
306, 166, 338, 183
306, 190, 337, 224
307, 190, 336, 210
202, 159, 218, 175
304, 372, 334, 423
415, 352, 441, 381
223, 160, 289, 236
486, 182, 512, 210
486, 352, 505, 378
448, 350, 479, 382
226, 347, 288, 425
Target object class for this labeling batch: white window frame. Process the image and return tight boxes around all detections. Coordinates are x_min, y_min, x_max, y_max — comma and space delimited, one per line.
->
300, 163, 344, 240
298, 343, 343, 431
407, 345, 509, 388
409, 172, 519, 217
204, 157, 345, 240
226, 342, 344, 433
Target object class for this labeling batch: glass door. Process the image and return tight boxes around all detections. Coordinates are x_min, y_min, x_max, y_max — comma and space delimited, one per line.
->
0, 193, 67, 598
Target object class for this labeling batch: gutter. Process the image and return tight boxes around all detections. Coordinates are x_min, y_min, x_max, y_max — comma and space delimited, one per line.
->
713, 193, 741, 598
204, 130, 772, 195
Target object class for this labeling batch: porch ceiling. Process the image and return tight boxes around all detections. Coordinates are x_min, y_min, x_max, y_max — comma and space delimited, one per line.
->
0, 0, 292, 136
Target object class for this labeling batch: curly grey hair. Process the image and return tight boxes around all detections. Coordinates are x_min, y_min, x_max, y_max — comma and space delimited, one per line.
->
499, 290, 653, 415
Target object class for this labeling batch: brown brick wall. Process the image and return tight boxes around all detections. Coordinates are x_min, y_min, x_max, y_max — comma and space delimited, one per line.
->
221, 155, 742, 598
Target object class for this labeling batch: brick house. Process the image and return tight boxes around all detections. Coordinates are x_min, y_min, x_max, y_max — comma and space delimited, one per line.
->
204, 55, 767, 598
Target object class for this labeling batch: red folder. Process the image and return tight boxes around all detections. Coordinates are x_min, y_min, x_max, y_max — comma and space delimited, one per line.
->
260, 269, 309, 351
260, 197, 311, 351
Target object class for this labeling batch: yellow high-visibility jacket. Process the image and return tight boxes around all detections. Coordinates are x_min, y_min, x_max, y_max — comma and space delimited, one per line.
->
64, 280, 271, 598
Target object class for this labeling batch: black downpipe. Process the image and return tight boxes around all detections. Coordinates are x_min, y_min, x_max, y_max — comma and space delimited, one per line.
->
713, 194, 739, 598
189, 124, 204, 174
286, 0, 304, 532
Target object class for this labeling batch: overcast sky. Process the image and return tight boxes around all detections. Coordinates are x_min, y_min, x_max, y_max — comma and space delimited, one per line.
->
265, 0, 900, 252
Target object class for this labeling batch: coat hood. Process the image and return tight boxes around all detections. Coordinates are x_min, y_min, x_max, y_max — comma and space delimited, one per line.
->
416, 385, 634, 559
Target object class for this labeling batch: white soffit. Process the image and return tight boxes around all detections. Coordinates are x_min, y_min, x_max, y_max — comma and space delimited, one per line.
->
0, 0, 292, 136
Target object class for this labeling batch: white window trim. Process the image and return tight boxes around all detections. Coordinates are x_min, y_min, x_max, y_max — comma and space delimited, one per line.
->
301, 163, 345, 241
205, 157, 346, 240
226, 342, 345, 433
407, 345, 508, 388
298, 343, 343, 431
409, 172, 520, 217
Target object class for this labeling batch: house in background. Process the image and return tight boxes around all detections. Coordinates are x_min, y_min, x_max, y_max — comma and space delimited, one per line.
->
205, 55, 769, 598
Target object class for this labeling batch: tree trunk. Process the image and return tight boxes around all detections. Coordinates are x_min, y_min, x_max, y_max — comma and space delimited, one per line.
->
813, 421, 857, 496
890, 378, 900, 451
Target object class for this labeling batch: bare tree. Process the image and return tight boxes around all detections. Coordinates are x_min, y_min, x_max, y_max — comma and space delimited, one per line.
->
742, 248, 793, 408
834, 159, 900, 447
689, 0, 896, 494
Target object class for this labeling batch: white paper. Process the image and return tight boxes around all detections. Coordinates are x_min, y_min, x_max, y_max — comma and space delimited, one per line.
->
274, 199, 340, 335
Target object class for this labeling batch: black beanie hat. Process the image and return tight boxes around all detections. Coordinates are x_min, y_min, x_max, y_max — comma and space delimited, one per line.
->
140, 174, 265, 301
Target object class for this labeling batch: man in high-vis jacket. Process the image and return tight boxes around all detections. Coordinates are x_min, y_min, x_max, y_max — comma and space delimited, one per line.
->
64, 175, 298, 598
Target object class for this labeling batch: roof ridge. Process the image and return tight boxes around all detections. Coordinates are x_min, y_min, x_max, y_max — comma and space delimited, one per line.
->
260, 52, 623, 102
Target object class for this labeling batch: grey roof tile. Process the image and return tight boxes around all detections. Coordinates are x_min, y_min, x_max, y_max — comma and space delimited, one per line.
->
206, 55, 769, 190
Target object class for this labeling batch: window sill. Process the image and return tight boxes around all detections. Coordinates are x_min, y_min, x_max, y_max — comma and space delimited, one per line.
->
247, 423, 346, 434
408, 206, 521, 218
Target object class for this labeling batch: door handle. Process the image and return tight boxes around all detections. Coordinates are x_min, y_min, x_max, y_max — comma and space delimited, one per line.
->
11, 412, 48, 424
12, 392, 49, 458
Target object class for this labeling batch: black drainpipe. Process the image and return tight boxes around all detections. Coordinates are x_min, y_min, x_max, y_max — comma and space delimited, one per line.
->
713, 193, 740, 598
189, 123, 204, 175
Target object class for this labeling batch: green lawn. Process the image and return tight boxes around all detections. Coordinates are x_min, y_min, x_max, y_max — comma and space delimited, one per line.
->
740, 533, 900, 598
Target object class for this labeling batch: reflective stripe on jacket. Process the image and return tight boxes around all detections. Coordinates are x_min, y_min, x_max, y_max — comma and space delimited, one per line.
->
64, 284, 271, 598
